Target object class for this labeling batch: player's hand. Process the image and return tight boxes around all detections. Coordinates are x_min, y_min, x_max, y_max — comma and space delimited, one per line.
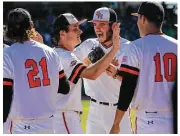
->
111, 57, 119, 66
112, 22, 120, 51
83, 57, 91, 66
109, 124, 120, 134
32, 31, 44, 44
106, 64, 117, 77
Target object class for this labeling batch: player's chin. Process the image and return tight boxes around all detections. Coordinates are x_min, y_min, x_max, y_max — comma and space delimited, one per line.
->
98, 37, 105, 43
74, 39, 81, 45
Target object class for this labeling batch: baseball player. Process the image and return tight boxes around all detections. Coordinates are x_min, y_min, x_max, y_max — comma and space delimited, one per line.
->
74, 7, 132, 134
110, 2, 177, 134
52, 13, 120, 134
3, 25, 10, 49
3, 8, 70, 134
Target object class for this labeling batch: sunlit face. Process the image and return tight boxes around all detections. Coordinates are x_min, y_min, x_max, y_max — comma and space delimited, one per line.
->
93, 21, 112, 43
64, 23, 82, 49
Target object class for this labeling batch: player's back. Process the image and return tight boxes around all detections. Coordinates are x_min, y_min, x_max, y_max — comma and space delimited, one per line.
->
131, 34, 177, 112
4, 40, 60, 119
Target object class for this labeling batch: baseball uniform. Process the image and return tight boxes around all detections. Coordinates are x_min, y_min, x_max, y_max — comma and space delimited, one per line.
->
53, 48, 86, 134
74, 37, 132, 134
3, 43, 9, 49
3, 40, 69, 134
117, 34, 177, 133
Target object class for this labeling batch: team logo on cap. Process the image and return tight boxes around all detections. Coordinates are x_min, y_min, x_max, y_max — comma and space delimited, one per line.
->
96, 11, 103, 19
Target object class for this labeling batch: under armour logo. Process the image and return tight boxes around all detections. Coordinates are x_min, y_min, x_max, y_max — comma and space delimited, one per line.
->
148, 120, 153, 124
96, 11, 103, 19
24, 125, 31, 129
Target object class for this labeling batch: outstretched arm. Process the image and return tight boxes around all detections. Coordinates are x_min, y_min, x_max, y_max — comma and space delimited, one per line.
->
110, 64, 139, 134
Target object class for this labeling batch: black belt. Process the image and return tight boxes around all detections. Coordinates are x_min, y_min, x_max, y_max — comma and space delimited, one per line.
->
75, 111, 83, 115
91, 98, 118, 106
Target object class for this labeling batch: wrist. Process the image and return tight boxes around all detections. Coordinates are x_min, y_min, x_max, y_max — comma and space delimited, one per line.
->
113, 69, 118, 79
112, 44, 119, 51
113, 122, 120, 127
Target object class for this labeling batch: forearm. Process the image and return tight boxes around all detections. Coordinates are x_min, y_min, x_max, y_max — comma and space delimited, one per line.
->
117, 73, 138, 111
81, 47, 118, 79
113, 109, 126, 125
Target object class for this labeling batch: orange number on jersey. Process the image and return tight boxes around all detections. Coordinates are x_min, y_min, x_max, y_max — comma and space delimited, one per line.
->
154, 53, 177, 82
39, 57, 50, 86
25, 57, 50, 88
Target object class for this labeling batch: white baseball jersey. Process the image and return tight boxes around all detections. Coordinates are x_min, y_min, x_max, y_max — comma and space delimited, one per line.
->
119, 34, 177, 113
3, 44, 9, 49
3, 40, 63, 119
54, 48, 86, 112
74, 37, 130, 103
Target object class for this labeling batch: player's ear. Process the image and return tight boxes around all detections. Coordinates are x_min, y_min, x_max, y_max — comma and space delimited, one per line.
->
30, 21, 34, 29
142, 15, 146, 24
111, 22, 116, 30
59, 30, 66, 37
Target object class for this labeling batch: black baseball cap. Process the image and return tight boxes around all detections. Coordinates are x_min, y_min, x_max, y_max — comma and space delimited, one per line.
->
53, 13, 87, 32
131, 2, 165, 22
88, 7, 117, 22
7, 8, 32, 30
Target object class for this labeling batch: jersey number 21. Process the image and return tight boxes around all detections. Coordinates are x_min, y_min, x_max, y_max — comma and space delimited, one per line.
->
25, 57, 50, 88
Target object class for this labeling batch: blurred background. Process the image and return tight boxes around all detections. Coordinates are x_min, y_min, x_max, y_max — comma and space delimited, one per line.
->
3, 1, 177, 47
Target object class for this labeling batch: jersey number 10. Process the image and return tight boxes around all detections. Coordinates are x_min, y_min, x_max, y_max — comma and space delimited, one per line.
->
25, 57, 50, 88
154, 53, 177, 82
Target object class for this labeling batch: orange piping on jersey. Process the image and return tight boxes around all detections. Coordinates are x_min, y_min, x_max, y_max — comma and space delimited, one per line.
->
119, 67, 139, 75
62, 112, 70, 134
3, 81, 13, 86
9, 121, 13, 134
70, 64, 84, 83
59, 73, 65, 79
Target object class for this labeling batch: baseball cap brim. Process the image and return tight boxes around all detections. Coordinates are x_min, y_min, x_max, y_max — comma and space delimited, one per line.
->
78, 19, 87, 25
88, 20, 110, 23
131, 13, 139, 16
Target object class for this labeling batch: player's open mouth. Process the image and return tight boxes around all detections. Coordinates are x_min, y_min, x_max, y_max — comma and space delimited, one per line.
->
97, 34, 103, 38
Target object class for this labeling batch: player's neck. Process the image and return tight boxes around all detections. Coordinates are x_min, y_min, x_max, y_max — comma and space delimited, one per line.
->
56, 44, 73, 51
144, 29, 163, 36
101, 40, 113, 48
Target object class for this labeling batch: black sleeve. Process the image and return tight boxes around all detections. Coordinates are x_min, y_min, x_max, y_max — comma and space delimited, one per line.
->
68, 63, 86, 84
3, 78, 13, 123
117, 64, 139, 111
58, 70, 70, 95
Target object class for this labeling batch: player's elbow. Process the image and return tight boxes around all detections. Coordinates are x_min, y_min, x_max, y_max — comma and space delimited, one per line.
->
81, 68, 100, 80
58, 77, 70, 95
58, 84, 70, 94
87, 75, 98, 80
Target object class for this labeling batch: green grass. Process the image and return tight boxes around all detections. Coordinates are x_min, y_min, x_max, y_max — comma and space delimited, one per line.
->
81, 100, 136, 133
81, 100, 90, 133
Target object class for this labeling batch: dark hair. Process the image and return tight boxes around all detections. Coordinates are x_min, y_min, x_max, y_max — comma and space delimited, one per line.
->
139, 14, 163, 28
52, 25, 69, 46
6, 8, 33, 43
137, 2, 164, 28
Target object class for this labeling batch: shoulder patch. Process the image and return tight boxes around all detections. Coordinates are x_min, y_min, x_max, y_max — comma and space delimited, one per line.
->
70, 60, 77, 67
122, 56, 128, 63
